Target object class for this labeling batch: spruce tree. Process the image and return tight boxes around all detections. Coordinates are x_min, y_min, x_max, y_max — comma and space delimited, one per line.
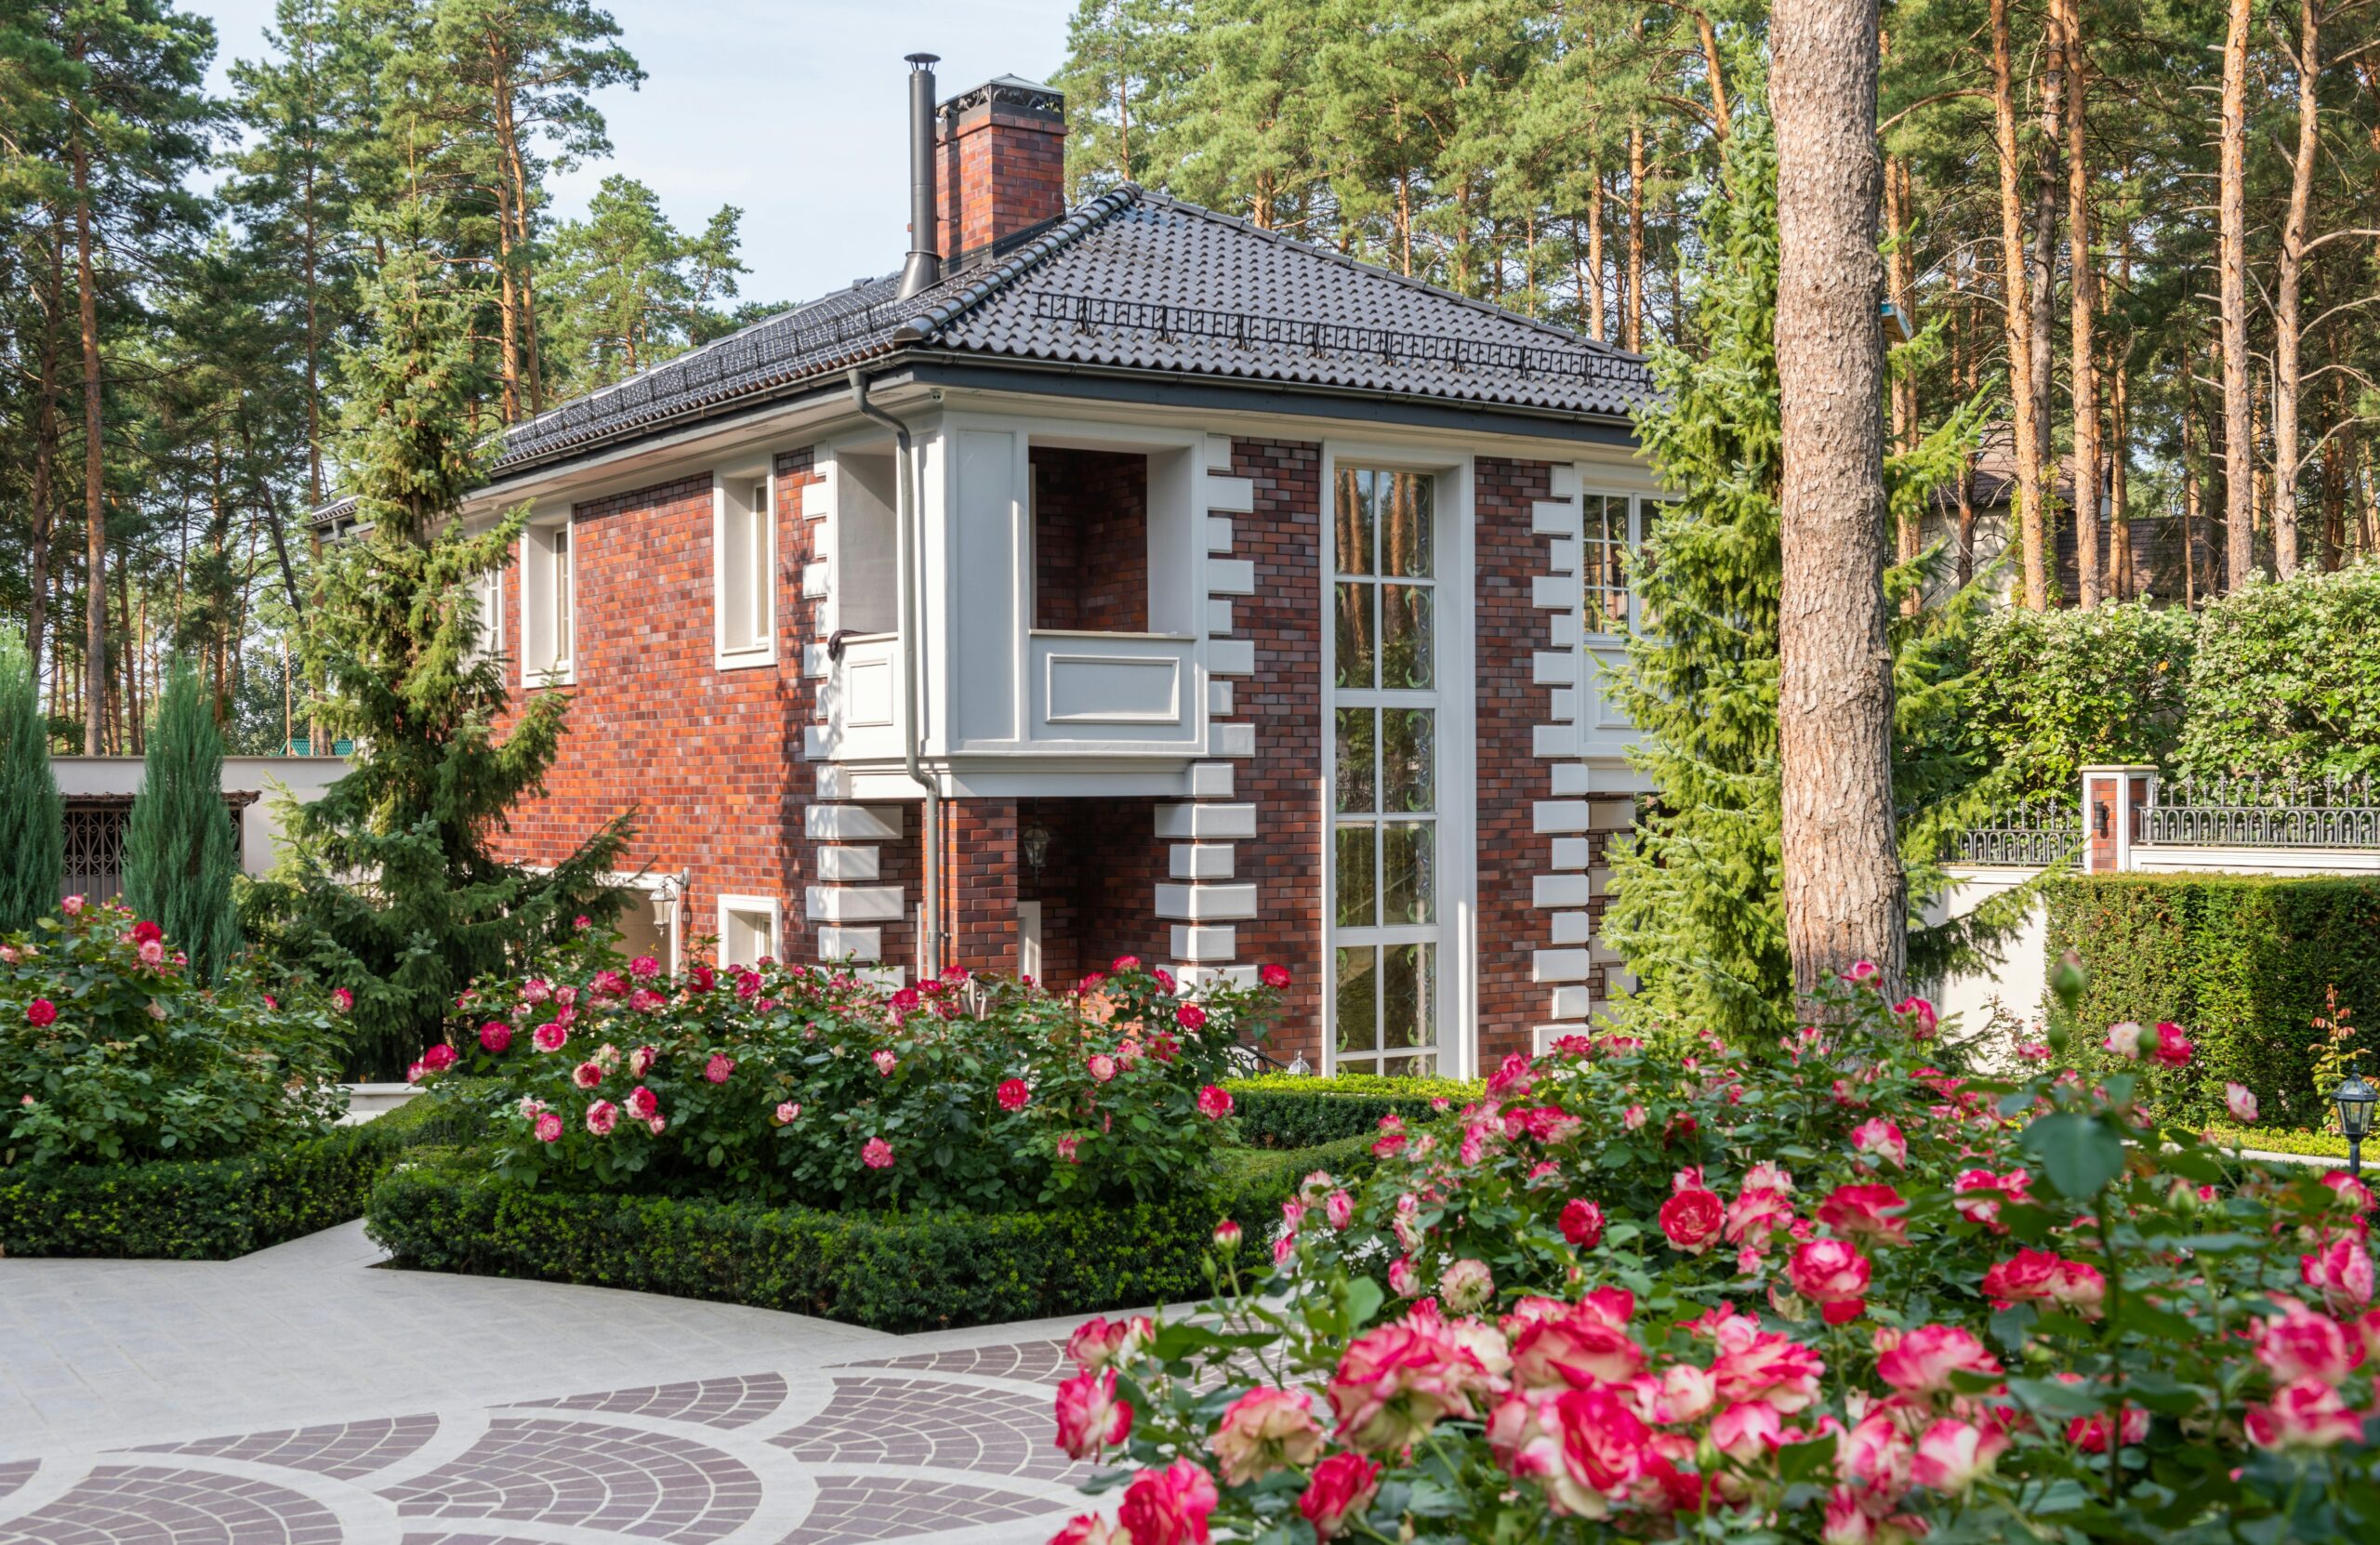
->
123, 660, 241, 980
1602, 89, 2008, 1045
243, 186, 628, 1076
0, 635, 63, 932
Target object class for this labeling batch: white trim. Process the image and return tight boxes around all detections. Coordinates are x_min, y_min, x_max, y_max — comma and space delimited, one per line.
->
1316, 443, 1479, 1080
714, 471, 779, 670
606, 870, 686, 976
716, 893, 782, 968
520, 510, 577, 687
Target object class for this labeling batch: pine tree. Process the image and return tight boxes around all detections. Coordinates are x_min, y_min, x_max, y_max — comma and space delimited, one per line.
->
242, 184, 628, 1076
0, 634, 63, 932
1602, 90, 2006, 1044
122, 658, 239, 979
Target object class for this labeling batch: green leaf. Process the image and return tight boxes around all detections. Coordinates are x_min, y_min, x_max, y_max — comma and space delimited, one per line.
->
1343, 1275, 1384, 1330
2021, 1111, 2128, 1199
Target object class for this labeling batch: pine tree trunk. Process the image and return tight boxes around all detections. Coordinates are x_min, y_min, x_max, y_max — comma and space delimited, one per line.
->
1990, 0, 2048, 611
73, 128, 107, 759
2029, 7, 2065, 601
1883, 152, 1920, 612
2270, 0, 2319, 578
2109, 327, 2132, 600
2181, 362, 2202, 605
1626, 118, 1646, 352
1773, 0, 1905, 997
28, 214, 64, 691
1588, 178, 1606, 342
2066, 0, 2100, 609
2218, 0, 2257, 588
1695, 8, 1732, 136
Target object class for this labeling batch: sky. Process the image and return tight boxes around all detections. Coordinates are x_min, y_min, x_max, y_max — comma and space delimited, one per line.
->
192, 0, 1077, 308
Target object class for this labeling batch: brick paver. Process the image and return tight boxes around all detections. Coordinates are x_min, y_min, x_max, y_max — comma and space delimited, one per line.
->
0, 1223, 1123, 1545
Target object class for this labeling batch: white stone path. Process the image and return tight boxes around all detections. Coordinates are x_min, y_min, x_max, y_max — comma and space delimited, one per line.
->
0, 1222, 1114, 1545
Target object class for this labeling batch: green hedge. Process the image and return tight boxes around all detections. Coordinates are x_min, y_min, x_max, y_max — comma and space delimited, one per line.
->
1225, 1074, 1481, 1149
366, 1133, 1377, 1331
2045, 873, 2380, 1128
0, 1084, 476, 1260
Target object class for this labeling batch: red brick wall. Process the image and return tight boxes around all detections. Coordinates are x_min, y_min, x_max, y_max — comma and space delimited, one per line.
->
488, 456, 819, 968
945, 798, 1020, 976
1015, 797, 1169, 990
1031, 449, 1149, 633
1474, 456, 1558, 1063
1225, 439, 1325, 1064
936, 100, 1065, 263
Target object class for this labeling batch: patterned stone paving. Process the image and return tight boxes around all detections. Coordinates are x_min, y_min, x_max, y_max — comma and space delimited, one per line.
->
0, 1222, 1120, 1545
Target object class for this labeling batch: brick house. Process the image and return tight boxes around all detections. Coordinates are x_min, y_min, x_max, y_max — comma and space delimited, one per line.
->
445, 60, 1659, 1078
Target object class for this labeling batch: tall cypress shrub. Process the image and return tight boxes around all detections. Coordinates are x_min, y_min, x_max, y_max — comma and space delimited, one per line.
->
122, 660, 241, 981
1601, 90, 2009, 1045
0, 635, 63, 932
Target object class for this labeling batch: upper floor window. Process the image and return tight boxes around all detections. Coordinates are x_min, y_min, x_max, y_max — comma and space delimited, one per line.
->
522, 518, 575, 684
717, 475, 775, 666
1580, 493, 1663, 639
1333, 467, 1435, 690
468, 561, 505, 664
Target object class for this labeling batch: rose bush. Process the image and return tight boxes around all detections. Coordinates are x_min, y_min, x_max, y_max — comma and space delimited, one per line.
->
410, 933, 1286, 1212
1045, 970, 2380, 1543
0, 897, 345, 1167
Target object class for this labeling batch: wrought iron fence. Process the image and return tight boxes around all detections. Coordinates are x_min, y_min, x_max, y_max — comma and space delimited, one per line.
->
1950, 799, 2083, 867
2143, 773, 2380, 849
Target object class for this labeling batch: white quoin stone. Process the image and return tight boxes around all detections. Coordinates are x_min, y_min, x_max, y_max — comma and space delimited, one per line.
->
1532, 948, 1595, 983
1170, 923, 1237, 962
1532, 874, 1593, 909
1155, 802, 1258, 840
1170, 843, 1235, 879
804, 804, 905, 841
1187, 762, 1235, 799
1203, 475, 1256, 513
817, 926, 881, 959
1155, 882, 1260, 921
814, 846, 881, 882
804, 885, 905, 924
1532, 499, 1582, 538
1207, 559, 1257, 595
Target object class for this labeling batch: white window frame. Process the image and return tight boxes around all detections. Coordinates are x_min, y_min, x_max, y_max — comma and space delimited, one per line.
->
521, 514, 576, 687
714, 470, 777, 669
465, 537, 507, 665
1579, 492, 1662, 643
716, 893, 782, 969
607, 871, 684, 976
1316, 444, 1479, 1081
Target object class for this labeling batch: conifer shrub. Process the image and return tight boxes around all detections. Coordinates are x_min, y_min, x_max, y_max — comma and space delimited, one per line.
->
123, 660, 241, 983
0, 634, 62, 934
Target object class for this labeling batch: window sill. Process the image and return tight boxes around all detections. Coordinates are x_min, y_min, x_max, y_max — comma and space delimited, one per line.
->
526, 665, 577, 689
715, 646, 777, 672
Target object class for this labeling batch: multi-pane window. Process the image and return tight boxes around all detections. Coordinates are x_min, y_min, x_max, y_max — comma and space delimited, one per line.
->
522, 520, 575, 682
719, 476, 774, 662
468, 563, 505, 664
1330, 466, 1439, 1077
1580, 494, 1632, 635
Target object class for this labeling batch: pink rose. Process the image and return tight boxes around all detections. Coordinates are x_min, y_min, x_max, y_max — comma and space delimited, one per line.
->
1843, 958, 1883, 989
2247, 1377, 2367, 1449
1111, 955, 1141, 971
1088, 1053, 1117, 1083
1210, 1386, 1324, 1484
2254, 1298, 2356, 1385
1621, 1103, 1646, 1131
522, 978, 552, 1004
704, 1051, 734, 1084
1850, 1117, 1906, 1168
629, 954, 660, 980
1911, 1417, 2008, 1493
585, 1100, 619, 1135
534, 1111, 563, 1142
2227, 1082, 2260, 1123
628, 1044, 656, 1077
646, 1115, 667, 1136
1506, 1303, 1646, 1393
1558, 1197, 1605, 1249
2047, 1257, 2108, 1318
1326, 1318, 1496, 1451
2303, 1235, 2376, 1313
625, 1085, 659, 1120
1543, 1385, 1653, 1512
1786, 1239, 1871, 1324
1196, 1084, 1233, 1119
774, 1101, 801, 1125
1260, 963, 1291, 989
1724, 1185, 1795, 1250
1837, 1409, 1913, 1499
60, 893, 84, 916
1952, 1167, 2030, 1231
1297, 1451, 1381, 1539
861, 1136, 894, 1169
2326, 1171, 2377, 1212
532, 1022, 567, 1053
1056, 1134, 1080, 1163
1212, 1219, 1243, 1250
1817, 1182, 1909, 1245
874, 1049, 897, 1076
1066, 1314, 1151, 1373
1659, 1187, 1726, 1255
479, 1020, 512, 1054
1438, 1258, 1494, 1315
573, 1061, 603, 1089
25, 999, 56, 1028
628, 987, 665, 1012
2102, 1020, 2144, 1059
1709, 1327, 1825, 1413
1876, 1323, 2003, 1396
998, 1077, 1031, 1112
1979, 1248, 2063, 1307
1176, 1002, 1207, 1031
1711, 1398, 1783, 1463
1049, 1515, 1127, 1545
2150, 1020, 2194, 1067
1893, 996, 1938, 1037
331, 986, 354, 1013
1116, 1459, 1216, 1545
1326, 1189, 1355, 1230
1054, 1367, 1134, 1459
1386, 1256, 1421, 1298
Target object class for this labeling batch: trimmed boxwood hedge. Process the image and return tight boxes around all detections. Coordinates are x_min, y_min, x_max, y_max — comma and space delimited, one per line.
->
2045, 872, 2380, 1128
0, 1086, 477, 1261
365, 1132, 1379, 1331
1225, 1073, 1483, 1149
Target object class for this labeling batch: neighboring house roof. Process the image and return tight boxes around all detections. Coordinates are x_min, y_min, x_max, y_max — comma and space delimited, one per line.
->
488, 186, 1658, 480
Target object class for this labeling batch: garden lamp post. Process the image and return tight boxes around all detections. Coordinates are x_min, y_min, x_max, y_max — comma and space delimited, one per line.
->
2334, 1074, 2377, 1178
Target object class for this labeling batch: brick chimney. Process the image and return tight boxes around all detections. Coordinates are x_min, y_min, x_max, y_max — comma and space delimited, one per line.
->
936, 75, 1067, 269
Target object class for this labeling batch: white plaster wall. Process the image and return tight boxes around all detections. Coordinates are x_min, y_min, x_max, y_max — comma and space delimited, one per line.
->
53, 755, 349, 877
1924, 865, 2049, 1051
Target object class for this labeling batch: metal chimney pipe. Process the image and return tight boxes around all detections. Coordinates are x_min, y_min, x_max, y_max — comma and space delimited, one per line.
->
896, 53, 942, 298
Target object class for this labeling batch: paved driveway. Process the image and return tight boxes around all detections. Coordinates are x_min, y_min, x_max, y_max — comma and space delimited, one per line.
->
0, 1222, 1107, 1545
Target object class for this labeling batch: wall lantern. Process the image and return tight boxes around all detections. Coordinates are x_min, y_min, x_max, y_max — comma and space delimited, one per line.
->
1021, 823, 1053, 883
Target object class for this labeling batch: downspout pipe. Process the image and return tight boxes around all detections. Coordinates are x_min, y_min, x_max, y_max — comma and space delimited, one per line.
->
848, 367, 941, 980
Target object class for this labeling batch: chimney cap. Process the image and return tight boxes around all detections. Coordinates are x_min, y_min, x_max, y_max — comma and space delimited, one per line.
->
906, 51, 939, 68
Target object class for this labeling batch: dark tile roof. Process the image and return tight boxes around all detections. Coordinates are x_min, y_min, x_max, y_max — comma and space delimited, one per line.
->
490, 186, 1657, 477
